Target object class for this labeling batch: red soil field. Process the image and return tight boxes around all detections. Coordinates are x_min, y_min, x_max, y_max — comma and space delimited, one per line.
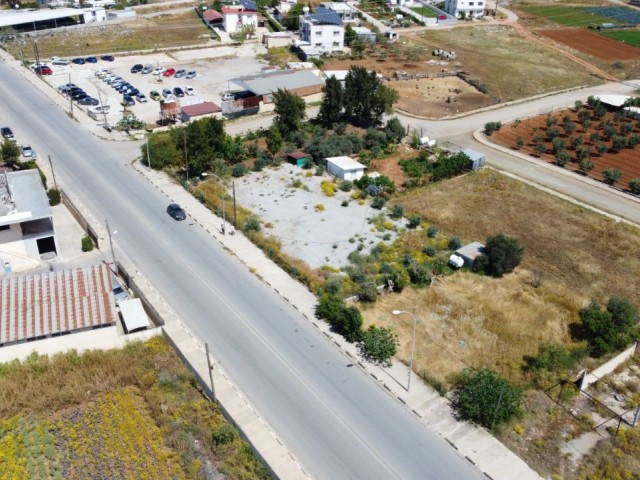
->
539, 28, 640, 61
489, 108, 640, 192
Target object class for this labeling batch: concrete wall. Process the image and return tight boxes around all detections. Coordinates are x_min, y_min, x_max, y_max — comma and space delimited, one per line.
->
577, 341, 639, 390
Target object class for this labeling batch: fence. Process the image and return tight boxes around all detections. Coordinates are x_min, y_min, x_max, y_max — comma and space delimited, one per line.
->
116, 262, 165, 327
61, 189, 100, 249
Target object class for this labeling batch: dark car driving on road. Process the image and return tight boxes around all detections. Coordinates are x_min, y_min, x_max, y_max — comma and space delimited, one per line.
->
167, 203, 186, 221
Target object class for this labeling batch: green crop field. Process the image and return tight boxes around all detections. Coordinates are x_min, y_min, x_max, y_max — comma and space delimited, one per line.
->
522, 6, 620, 26
409, 6, 438, 18
600, 30, 640, 47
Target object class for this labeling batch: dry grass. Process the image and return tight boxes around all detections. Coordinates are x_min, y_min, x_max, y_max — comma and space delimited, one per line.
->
6, 11, 210, 60
412, 25, 602, 101
362, 169, 640, 385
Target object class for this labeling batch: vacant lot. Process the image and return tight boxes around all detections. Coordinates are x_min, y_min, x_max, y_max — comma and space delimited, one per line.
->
414, 26, 602, 101
540, 28, 640, 61
0, 337, 268, 479
5, 11, 210, 59
520, 6, 619, 27
362, 169, 640, 384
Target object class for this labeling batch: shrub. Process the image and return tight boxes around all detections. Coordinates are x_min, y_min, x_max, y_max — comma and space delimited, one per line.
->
389, 204, 404, 219
358, 325, 398, 367
253, 157, 267, 172
603, 168, 623, 186
340, 180, 353, 192
473, 234, 523, 277
407, 263, 431, 286
423, 245, 437, 257
212, 424, 236, 445
47, 188, 61, 206
371, 197, 386, 209
232, 163, 248, 177
453, 368, 523, 430
515, 137, 524, 149
579, 298, 638, 357
529, 342, 576, 372
483, 121, 502, 136
321, 180, 336, 197
341, 200, 349, 207
448, 236, 462, 250
407, 215, 421, 229
316, 294, 363, 342
81, 235, 93, 252
244, 216, 261, 232
358, 281, 379, 303
315, 204, 325, 212
427, 226, 439, 238
629, 178, 640, 194
384, 268, 410, 293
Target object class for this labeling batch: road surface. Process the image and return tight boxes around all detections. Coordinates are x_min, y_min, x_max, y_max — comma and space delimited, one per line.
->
0, 63, 485, 479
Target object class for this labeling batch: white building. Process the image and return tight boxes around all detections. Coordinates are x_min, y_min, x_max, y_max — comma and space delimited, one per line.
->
444, 0, 485, 18
299, 7, 344, 54
320, 2, 358, 23
0, 170, 58, 274
388, 0, 415, 6
326, 156, 365, 181
223, 0, 258, 34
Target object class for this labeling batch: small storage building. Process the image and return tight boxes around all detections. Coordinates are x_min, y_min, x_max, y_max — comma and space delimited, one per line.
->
287, 149, 310, 167
326, 156, 365, 181
180, 102, 222, 123
463, 149, 485, 171
118, 298, 151, 334
455, 241, 485, 268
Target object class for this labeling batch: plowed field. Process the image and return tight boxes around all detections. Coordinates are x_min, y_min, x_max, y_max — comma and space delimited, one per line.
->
540, 28, 640, 60
490, 109, 640, 190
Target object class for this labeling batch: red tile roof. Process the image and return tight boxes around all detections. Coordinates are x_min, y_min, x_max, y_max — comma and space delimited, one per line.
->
203, 9, 223, 21
288, 149, 308, 159
222, 6, 257, 14
181, 102, 222, 117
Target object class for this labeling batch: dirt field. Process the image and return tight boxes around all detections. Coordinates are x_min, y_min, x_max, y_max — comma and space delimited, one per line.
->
490, 109, 640, 188
540, 28, 640, 61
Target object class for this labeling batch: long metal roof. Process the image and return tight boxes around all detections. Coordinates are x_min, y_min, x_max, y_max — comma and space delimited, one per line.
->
0, 263, 116, 346
0, 8, 85, 28
0, 170, 51, 225
231, 69, 324, 95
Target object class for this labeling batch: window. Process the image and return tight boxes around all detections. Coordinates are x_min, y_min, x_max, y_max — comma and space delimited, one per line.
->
469, 2, 474, 5
333, 41, 340, 46
315, 31, 321, 36
334, 30, 340, 35
0, 225, 9, 231
315, 43, 322, 48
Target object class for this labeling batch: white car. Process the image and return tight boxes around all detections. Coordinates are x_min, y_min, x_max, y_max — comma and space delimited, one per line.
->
51, 57, 70, 66
185, 86, 194, 96
21, 145, 34, 158
96, 68, 110, 78
93, 105, 111, 114
152, 67, 165, 75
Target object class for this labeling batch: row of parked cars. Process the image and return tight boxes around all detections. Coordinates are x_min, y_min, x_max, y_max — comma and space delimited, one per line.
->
1, 127, 37, 159
130, 63, 197, 79
96, 69, 147, 106
58, 83, 102, 106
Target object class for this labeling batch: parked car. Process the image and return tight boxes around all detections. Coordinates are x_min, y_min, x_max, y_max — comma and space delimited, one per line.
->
21, 145, 33, 158
35, 66, 53, 75
101, 55, 115, 62
58, 83, 78, 93
167, 203, 186, 221
31, 62, 49, 70
185, 70, 197, 79
162, 88, 173, 99
121, 95, 135, 107
111, 275, 129, 305
85, 56, 98, 63
162, 68, 176, 77
136, 93, 147, 103
71, 91, 88, 101
141, 64, 153, 74
130, 63, 143, 73
173, 87, 185, 98
1, 127, 15, 140
185, 85, 194, 96
95, 68, 110, 78
78, 97, 99, 106
67, 87, 85, 97
150, 90, 161, 101
152, 66, 165, 75
174, 69, 186, 78
93, 105, 111, 114
72, 57, 85, 65
51, 58, 70, 65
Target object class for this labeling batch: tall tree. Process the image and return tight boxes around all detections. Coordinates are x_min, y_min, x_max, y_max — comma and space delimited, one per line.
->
343, 66, 398, 126
273, 89, 306, 137
317, 75, 343, 128
281, 2, 305, 30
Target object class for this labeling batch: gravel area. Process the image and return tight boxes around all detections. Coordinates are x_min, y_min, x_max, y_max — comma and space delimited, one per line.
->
235, 165, 402, 269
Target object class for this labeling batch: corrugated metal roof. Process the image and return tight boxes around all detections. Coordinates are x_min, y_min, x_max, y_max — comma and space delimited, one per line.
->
0, 263, 116, 346
118, 298, 150, 333
0, 8, 85, 28
456, 241, 485, 261
0, 170, 51, 225
231, 69, 324, 95
181, 101, 221, 116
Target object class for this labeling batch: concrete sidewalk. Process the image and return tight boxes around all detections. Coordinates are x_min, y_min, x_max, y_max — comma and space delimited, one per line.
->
133, 161, 543, 480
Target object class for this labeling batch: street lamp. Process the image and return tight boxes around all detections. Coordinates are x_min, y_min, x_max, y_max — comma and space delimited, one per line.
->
392, 309, 419, 392
207, 173, 227, 235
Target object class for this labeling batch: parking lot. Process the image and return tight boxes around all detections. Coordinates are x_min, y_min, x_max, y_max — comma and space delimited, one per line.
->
41, 42, 269, 125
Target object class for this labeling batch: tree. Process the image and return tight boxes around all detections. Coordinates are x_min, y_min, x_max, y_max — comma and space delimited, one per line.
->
389, 204, 404, 219
580, 298, 638, 357
453, 368, 523, 430
576, 145, 590, 161
563, 116, 575, 135
571, 134, 583, 149
603, 168, 623, 185
317, 75, 343, 128
596, 142, 607, 156
384, 117, 405, 144
546, 126, 561, 139
514, 137, 524, 149
579, 158, 595, 175
474, 233, 523, 277
534, 141, 546, 157
343, 66, 398, 126
555, 150, 569, 167
483, 121, 502, 136
266, 126, 283, 155
1, 140, 20, 163
344, 23, 357, 46
629, 178, 640, 194
273, 89, 306, 137
281, 2, 304, 30
358, 325, 398, 367
315, 293, 363, 342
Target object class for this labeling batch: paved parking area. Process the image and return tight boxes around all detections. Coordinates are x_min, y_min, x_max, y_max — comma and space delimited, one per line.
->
42, 42, 269, 125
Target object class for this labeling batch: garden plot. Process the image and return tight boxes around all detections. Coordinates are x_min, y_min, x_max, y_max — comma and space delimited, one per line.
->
235, 166, 401, 269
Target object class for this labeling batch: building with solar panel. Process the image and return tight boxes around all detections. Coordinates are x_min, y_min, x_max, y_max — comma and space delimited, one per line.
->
223, 0, 258, 33
299, 6, 345, 54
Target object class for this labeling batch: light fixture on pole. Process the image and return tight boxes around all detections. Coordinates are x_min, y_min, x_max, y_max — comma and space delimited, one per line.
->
105, 218, 118, 270
209, 173, 227, 235
392, 309, 419, 392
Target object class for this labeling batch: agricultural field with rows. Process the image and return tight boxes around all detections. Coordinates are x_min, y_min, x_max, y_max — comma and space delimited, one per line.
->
0, 338, 269, 480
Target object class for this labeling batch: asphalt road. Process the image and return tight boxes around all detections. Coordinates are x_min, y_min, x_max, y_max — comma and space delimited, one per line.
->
0, 66, 485, 478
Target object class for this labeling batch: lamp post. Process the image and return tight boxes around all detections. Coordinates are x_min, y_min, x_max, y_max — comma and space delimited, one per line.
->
392, 309, 418, 392
105, 218, 118, 270
209, 173, 227, 235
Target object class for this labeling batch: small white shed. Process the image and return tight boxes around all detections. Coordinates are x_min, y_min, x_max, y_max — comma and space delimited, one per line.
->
455, 241, 485, 268
119, 298, 151, 334
326, 156, 365, 181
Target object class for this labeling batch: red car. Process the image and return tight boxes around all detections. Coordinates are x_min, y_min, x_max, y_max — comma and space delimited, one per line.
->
162, 68, 176, 77
35, 66, 53, 75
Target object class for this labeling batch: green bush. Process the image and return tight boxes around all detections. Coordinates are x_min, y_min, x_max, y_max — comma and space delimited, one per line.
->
407, 263, 431, 286
423, 245, 437, 257
407, 215, 421, 229
212, 424, 237, 445
603, 168, 623, 185
427, 226, 439, 238
315, 294, 363, 342
579, 297, 638, 357
448, 236, 462, 250
483, 121, 502, 136
389, 204, 404, 219
629, 178, 640, 194
473, 234, 523, 277
371, 197, 386, 209
47, 188, 61, 206
528, 342, 585, 372
358, 325, 398, 367
81, 236, 93, 252
340, 180, 353, 192
232, 163, 248, 177
244, 216, 261, 232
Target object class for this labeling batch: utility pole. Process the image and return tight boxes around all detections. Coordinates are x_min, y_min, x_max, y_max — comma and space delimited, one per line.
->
68, 73, 74, 119
491, 383, 506, 431
232, 181, 237, 228
205, 343, 217, 404
145, 136, 152, 168
48, 155, 58, 191
183, 129, 189, 184
96, 89, 108, 128
105, 218, 117, 270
